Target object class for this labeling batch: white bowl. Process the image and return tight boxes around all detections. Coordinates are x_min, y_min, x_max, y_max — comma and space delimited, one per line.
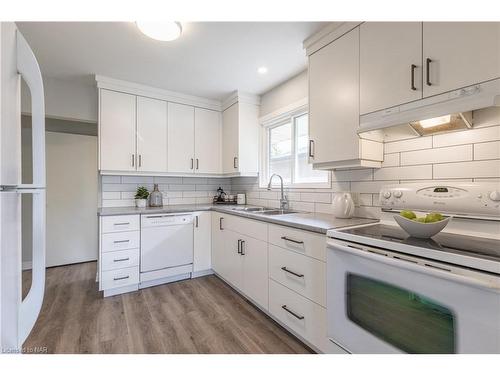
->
393, 215, 451, 239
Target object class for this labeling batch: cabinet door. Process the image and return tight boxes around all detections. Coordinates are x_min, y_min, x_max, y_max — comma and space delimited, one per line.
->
423, 22, 500, 97
99, 90, 136, 171
195, 108, 222, 174
360, 22, 422, 114
167, 102, 195, 173
136, 96, 167, 172
241, 236, 268, 309
211, 213, 225, 275
309, 27, 360, 165
193, 211, 212, 273
222, 104, 239, 173
223, 231, 244, 290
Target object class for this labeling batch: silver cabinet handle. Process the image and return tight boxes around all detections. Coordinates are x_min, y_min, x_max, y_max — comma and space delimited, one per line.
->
281, 266, 304, 278
237, 239, 242, 254
113, 257, 130, 262
281, 236, 304, 245
113, 239, 130, 244
426, 58, 432, 86
281, 305, 304, 320
308, 140, 314, 158
138, 154, 142, 167
195, 216, 199, 228
240, 240, 245, 255
131, 154, 135, 167
233, 156, 238, 169
114, 222, 130, 226
113, 275, 130, 281
219, 217, 224, 230
196, 158, 199, 170
410, 64, 417, 91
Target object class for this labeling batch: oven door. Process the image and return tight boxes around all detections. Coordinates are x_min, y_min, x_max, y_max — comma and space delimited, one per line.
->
327, 239, 500, 354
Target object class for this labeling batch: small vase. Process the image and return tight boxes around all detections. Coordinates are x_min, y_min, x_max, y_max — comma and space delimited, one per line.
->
135, 199, 147, 208
149, 184, 163, 207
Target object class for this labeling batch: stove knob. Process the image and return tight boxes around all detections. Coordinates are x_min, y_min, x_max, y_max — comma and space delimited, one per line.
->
393, 190, 403, 198
489, 191, 500, 201
382, 191, 391, 199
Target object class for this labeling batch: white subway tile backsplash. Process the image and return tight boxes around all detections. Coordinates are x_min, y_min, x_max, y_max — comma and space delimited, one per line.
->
102, 192, 120, 200
433, 160, 500, 179
314, 203, 335, 215
474, 141, 500, 160
183, 191, 208, 198
382, 153, 400, 167
300, 192, 331, 203
169, 197, 197, 205
373, 165, 432, 180
384, 137, 432, 154
351, 180, 399, 194
183, 177, 207, 185
101, 199, 135, 208
332, 169, 373, 182
102, 183, 137, 192
260, 191, 278, 200
153, 176, 183, 184
101, 175, 121, 183
121, 191, 135, 199
357, 193, 373, 206
400, 145, 473, 166
121, 176, 154, 184
288, 201, 315, 212
169, 184, 195, 191
433, 125, 500, 148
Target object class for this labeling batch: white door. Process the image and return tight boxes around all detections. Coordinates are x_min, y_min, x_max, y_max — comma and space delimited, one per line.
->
137, 96, 167, 173
45, 132, 98, 267
423, 22, 500, 97
360, 22, 423, 114
222, 104, 239, 173
193, 211, 211, 273
194, 108, 221, 174
241, 236, 268, 309
167, 102, 194, 173
309, 27, 360, 165
99, 90, 136, 171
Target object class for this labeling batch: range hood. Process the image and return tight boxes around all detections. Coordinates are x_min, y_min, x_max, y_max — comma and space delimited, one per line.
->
359, 78, 500, 133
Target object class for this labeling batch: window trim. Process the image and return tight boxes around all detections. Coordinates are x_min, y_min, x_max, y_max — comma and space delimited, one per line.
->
259, 105, 331, 189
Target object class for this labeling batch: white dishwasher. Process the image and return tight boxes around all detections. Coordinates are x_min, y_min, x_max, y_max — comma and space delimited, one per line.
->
140, 213, 194, 288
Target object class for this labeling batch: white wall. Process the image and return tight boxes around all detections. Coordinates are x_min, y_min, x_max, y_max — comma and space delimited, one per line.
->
21, 76, 97, 123
259, 70, 308, 117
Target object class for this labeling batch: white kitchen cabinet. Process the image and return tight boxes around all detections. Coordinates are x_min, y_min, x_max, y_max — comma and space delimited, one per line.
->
136, 96, 168, 172
167, 102, 195, 173
211, 213, 228, 279
309, 27, 383, 169
360, 22, 423, 114
240, 235, 268, 309
99, 90, 136, 171
193, 211, 212, 276
423, 22, 500, 97
194, 108, 222, 174
221, 99, 260, 175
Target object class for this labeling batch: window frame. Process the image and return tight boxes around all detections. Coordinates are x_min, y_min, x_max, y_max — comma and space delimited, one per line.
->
260, 106, 331, 189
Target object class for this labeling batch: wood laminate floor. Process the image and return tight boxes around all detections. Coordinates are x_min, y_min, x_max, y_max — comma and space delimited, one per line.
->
22, 262, 312, 354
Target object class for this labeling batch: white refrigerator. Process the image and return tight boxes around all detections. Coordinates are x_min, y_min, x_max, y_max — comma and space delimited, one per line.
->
0, 22, 46, 351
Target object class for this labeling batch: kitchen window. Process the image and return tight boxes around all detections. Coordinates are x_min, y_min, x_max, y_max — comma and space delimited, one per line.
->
261, 110, 329, 188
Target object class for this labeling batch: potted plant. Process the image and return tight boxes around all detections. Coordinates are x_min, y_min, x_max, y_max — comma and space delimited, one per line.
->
135, 186, 149, 208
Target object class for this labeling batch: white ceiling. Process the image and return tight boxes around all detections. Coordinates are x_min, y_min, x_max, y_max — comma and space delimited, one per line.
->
16, 22, 328, 100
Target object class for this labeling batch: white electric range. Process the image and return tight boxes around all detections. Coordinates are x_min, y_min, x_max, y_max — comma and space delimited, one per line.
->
326, 182, 500, 354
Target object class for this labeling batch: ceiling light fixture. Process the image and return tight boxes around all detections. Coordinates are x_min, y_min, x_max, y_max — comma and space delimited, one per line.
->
136, 21, 182, 41
257, 66, 268, 74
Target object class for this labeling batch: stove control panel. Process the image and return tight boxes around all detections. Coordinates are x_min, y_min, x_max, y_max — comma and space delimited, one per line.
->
380, 183, 500, 218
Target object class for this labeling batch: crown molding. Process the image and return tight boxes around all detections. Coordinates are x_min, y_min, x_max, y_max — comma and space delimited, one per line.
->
303, 22, 362, 56
95, 75, 222, 111
222, 90, 261, 112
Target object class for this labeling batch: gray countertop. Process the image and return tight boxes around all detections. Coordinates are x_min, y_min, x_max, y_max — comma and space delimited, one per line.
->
97, 204, 378, 234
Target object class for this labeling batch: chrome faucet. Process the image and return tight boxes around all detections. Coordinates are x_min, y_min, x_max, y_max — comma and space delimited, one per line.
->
267, 174, 289, 210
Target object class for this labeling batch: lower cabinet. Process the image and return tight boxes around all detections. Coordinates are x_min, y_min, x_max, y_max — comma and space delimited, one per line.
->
193, 211, 212, 276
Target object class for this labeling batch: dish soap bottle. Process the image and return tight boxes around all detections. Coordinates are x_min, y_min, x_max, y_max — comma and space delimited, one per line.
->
149, 184, 163, 207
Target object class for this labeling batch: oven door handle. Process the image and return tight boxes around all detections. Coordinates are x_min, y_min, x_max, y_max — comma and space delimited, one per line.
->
328, 241, 500, 292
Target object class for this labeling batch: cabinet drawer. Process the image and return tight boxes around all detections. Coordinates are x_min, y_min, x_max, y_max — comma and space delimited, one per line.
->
219, 213, 268, 242
101, 231, 140, 252
268, 224, 326, 261
101, 266, 139, 290
101, 249, 139, 271
269, 279, 328, 352
101, 215, 140, 233
269, 244, 326, 307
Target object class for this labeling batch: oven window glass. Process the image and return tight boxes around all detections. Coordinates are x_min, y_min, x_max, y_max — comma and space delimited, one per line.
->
346, 273, 455, 353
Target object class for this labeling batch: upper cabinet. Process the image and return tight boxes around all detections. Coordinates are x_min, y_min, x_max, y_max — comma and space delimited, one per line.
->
221, 94, 260, 175
308, 26, 383, 169
360, 22, 423, 114
195, 108, 222, 174
167, 102, 195, 173
99, 90, 137, 172
423, 22, 500, 98
136, 96, 168, 173
358, 22, 500, 114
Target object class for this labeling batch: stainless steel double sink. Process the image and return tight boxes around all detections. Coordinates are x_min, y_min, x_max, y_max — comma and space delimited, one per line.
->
230, 206, 300, 216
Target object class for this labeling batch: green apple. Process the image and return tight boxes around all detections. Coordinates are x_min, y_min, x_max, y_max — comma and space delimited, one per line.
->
400, 210, 417, 220
415, 217, 427, 223
425, 212, 444, 223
